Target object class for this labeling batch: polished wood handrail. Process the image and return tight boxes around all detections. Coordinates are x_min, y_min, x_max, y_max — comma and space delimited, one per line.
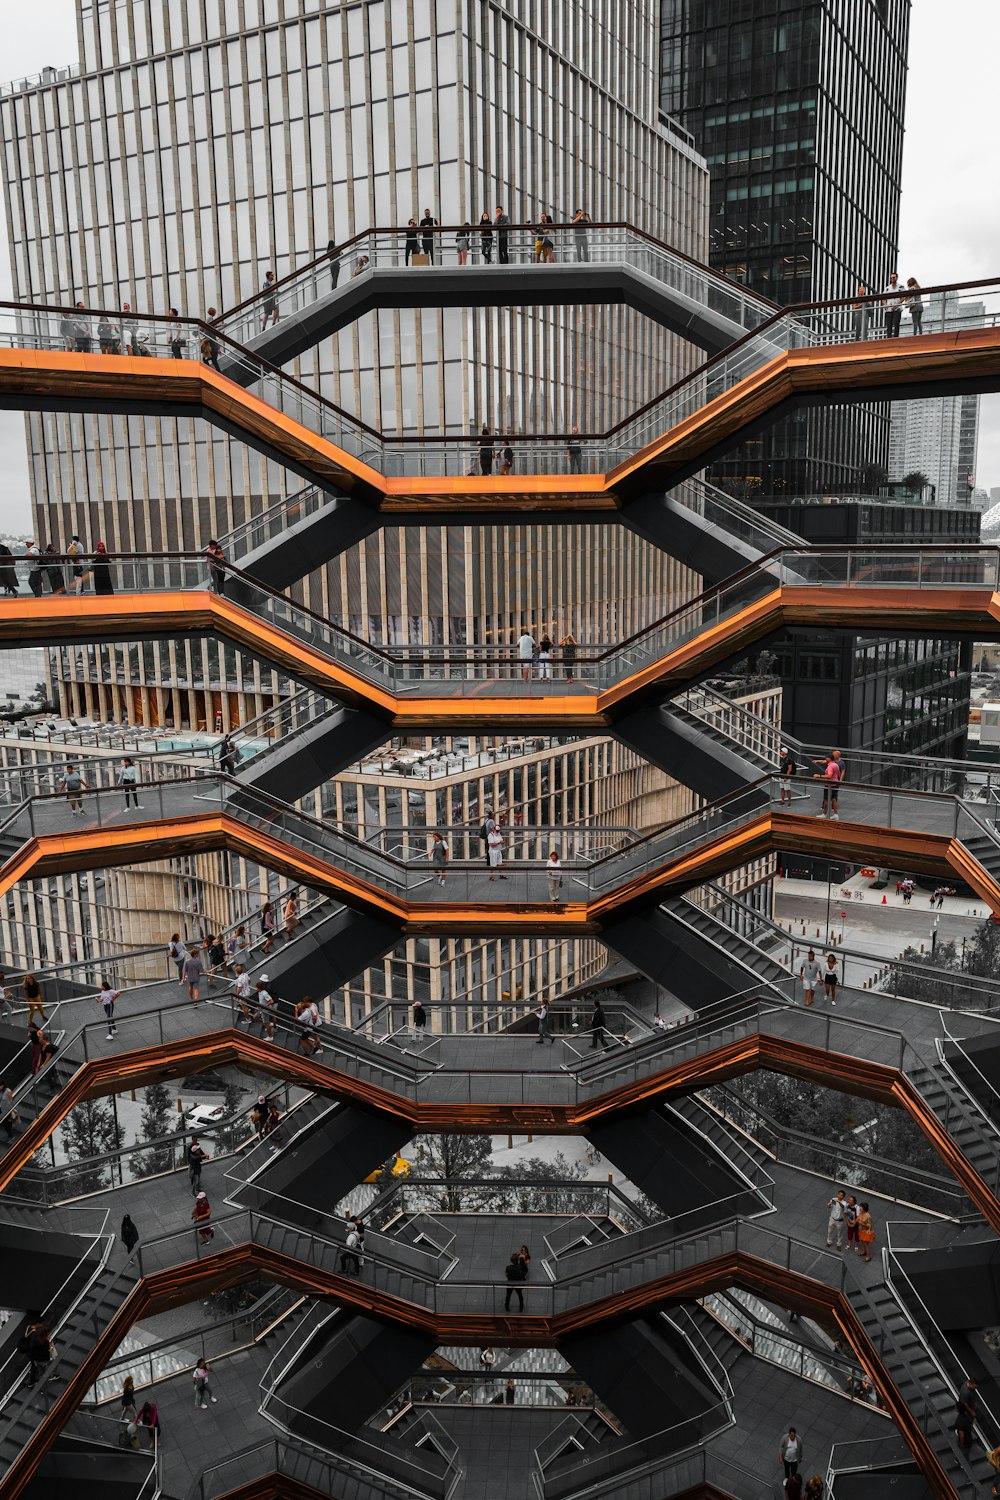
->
2, 336, 1000, 504
0, 1235, 958, 1500
1, 807, 997, 943
2, 1025, 998, 1233
3, 584, 1000, 733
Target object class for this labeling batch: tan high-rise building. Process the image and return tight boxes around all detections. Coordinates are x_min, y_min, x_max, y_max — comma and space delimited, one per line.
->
0, 0, 737, 1010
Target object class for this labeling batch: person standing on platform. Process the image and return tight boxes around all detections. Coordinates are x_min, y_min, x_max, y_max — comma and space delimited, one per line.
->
826, 1190, 846, 1250
504, 1251, 526, 1311
495, 206, 510, 263
779, 1427, 803, 1479
187, 1136, 209, 1194
118, 757, 141, 809
779, 746, 796, 805
572, 208, 592, 261
479, 211, 493, 264
420, 208, 437, 263
487, 823, 506, 881
546, 850, 563, 903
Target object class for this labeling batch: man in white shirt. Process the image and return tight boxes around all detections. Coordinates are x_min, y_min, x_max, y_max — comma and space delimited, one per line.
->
799, 950, 822, 1007
517, 631, 536, 684
827, 1189, 846, 1250
233, 963, 253, 1026
882, 273, 903, 338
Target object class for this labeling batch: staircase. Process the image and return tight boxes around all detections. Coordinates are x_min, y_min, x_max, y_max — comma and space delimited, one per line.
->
0, 1257, 133, 1488
844, 1274, 978, 1500
905, 1051, 1000, 1203
665, 698, 775, 776
665, 897, 791, 991
954, 824, 1000, 900
612, 699, 774, 801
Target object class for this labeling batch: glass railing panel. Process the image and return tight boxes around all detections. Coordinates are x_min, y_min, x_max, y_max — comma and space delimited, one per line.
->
214, 225, 784, 349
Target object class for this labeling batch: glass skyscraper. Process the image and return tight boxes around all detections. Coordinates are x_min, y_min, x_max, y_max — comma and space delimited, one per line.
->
660, 0, 911, 491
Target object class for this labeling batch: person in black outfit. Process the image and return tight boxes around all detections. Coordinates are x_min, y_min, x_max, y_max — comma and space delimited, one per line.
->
0, 544, 17, 595
590, 1000, 609, 1049
420, 208, 437, 263
327, 237, 341, 288
495, 207, 510, 263
478, 425, 494, 476
22, 1319, 53, 1386
121, 1214, 140, 1255
404, 218, 419, 265
504, 1251, 526, 1311
479, 212, 493, 264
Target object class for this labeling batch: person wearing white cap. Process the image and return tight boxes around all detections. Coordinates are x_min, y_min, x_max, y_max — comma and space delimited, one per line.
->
254, 976, 276, 1040
191, 1189, 213, 1242
779, 745, 797, 805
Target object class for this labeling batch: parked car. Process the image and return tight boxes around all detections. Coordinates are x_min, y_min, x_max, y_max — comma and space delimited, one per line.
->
186, 1102, 227, 1131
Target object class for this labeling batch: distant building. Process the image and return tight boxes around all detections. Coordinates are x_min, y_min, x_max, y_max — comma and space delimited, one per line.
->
888, 294, 983, 505
660, 0, 912, 491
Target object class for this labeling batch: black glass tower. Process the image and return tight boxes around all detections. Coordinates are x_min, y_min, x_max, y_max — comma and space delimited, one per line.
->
660, 0, 911, 492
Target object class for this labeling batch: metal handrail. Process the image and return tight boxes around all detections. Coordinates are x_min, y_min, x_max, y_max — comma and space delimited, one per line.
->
216, 218, 786, 323
704, 1084, 967, 1209
4, 270, 1000, 446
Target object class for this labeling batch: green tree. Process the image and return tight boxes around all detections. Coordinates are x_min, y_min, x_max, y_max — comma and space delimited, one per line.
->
900, 470, 930, 497
859, 462, 888, 494
61, 1099, 123, 1195
492, 1152, 588, 1212
415, 1134, 492, 1209
215, 1077, 250, 1154
133, 1082, 175, 1177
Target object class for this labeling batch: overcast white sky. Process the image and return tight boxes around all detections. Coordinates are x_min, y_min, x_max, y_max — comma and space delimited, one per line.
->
0, 1, 996, 528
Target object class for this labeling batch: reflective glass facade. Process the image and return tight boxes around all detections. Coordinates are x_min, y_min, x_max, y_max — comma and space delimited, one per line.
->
660, 0, 911, 491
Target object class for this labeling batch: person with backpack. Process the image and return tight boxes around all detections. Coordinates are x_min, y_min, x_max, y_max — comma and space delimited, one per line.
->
480, 812, 497, 870
340, 1221, 363, 1274
168, 933, 189, 983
